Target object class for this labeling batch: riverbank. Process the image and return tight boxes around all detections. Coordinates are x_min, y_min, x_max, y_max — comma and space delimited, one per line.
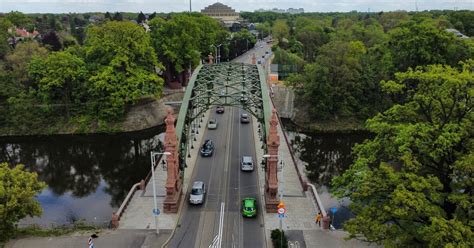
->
0, 91, 183, 137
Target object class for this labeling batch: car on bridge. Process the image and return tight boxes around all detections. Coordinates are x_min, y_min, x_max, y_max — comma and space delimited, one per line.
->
240, 93, 248, 103
216, 106, 224, 114
200, 139, 214, 157
241, 156, 254, 171
240, 113, 250, 123
242, 198, 257, 217
189, 181, 206, 205
207, 119, 217, 129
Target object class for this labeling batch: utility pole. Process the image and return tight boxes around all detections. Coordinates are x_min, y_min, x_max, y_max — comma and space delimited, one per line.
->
415, 0, 419, 12
189, 0, 192, 12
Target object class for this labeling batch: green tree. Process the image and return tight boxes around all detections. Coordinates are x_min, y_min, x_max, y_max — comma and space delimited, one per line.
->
28, 51, 87, 118
0, 18, 13, 59
256, 22, 271, 39
272, 19, 290, 43
289, 40, 367, 119
5, 11, 30, 27
149, 14, 226, 85
113, 12, 123, 21
104, 12, 112, 20
137, 11, 146, 23
85, 21, 163, 120
378, 11, 409, 32
332, 61, 474, 247
388, 20, 473, 72
0, 162, 46, 242
4, 41, 49, 92
294, 24, 331, 62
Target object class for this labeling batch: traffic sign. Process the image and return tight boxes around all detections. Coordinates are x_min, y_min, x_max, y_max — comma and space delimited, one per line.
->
278, 213, 285, 218
330, 207, 338, 214
153, 208, 160, 216
277, 208, 285, 214
277, 201, 285, 209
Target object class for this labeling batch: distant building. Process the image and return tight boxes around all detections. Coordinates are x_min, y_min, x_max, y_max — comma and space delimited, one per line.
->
445, 28, 469, 39
287, 8, 304, 14
201, 2, 240, 22
7, 27, 41, 47
255, 8, 304, 14
201, 2, 243, 32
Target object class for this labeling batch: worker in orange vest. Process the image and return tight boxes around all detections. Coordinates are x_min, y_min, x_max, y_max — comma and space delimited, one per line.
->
315, 212, 322, 227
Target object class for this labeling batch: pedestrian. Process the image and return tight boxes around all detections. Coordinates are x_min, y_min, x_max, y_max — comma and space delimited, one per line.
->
315, 212, 322, 227
88, 233, 98, 248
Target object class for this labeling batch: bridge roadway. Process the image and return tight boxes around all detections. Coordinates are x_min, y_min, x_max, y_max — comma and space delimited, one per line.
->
168, 43, 270, 248
169, 106, 264, 248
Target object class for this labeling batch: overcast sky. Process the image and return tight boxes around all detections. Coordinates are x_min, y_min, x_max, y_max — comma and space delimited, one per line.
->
1, 0, 473, 13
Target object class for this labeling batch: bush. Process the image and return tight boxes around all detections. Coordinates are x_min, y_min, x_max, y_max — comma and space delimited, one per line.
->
271, 229, 288, 248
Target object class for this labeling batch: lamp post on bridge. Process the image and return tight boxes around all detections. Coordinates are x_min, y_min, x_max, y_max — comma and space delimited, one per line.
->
150, 151, 171, 235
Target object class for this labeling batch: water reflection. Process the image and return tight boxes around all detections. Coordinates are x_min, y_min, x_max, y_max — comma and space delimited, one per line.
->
289, 131, 371, 187
0, 126, 164, 226
286, 130, 372, 228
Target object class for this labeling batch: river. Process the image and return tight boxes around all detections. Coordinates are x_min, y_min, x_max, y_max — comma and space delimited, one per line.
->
0, 126, 164, 228
285, 128, 373, 228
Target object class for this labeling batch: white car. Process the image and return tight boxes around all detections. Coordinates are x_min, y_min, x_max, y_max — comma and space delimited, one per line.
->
208, 119, 217, 129
241, 156, 254, 171
189, 181, 206, 205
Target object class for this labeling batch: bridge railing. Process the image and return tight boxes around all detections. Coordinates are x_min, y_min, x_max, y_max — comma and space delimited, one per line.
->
268, 85, 328, 220
268, 90, 307, 192
111, 153, 164, 228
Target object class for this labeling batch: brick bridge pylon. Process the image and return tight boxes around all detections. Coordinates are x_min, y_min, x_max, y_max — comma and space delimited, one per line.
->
265, 109, 280, 212
163, 110, 182, 213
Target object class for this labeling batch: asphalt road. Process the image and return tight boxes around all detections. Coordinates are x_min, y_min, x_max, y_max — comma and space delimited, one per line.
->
168, 42, 270, 248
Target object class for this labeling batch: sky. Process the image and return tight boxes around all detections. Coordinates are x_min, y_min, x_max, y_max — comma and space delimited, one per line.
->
1, 0, 473, 14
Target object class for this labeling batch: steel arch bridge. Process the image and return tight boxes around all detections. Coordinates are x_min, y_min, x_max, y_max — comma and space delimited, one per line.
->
161, 61, 278, 213
175, 62, 271, 167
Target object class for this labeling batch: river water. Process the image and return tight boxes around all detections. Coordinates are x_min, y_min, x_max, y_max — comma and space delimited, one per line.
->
1, 123, 370, 229
0, 126, 164, 227
285, 129, 372, 228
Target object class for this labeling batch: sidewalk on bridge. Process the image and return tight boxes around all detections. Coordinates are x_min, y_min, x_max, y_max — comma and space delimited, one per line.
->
119, 110, 211, 232
251, 101, 374, 248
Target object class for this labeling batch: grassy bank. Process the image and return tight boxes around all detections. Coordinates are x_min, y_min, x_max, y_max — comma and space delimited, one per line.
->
286, 117, 367, 133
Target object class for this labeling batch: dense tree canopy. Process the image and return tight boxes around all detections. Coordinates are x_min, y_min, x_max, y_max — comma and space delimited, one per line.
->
28, 51, 87, 117
149, 14, 227, 85
332, 61, 474, 247
388, 19, 473, 72
0, 163, 46, 242
288, 40, 370, 119
272, 19, 290, 42
85, 21, 163, 119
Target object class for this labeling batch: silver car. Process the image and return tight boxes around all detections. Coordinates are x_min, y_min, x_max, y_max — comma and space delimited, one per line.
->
240, 113, 250, 123
241, 156, 254, 171
189, 181, 206, 205
208, 119, 217, 129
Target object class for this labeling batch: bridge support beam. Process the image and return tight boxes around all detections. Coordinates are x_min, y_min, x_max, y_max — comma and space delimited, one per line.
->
265, 109, 280, 213
163, 110, 182, 213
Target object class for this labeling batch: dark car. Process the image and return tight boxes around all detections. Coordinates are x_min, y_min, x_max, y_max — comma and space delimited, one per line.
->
200, 139, 214, 157
216, 106, 225, 114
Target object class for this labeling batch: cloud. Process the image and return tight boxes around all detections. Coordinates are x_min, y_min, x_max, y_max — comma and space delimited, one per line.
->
1, 0, 473, 13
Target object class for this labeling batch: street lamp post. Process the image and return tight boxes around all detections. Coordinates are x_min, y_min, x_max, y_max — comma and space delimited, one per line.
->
217, 44, 222, 63
150, 151, 171, 235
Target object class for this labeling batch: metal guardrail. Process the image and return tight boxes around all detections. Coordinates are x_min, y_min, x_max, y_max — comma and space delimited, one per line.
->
112, 154, 164, 227
307, 183, 327, 217
114, 182, 141, 223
